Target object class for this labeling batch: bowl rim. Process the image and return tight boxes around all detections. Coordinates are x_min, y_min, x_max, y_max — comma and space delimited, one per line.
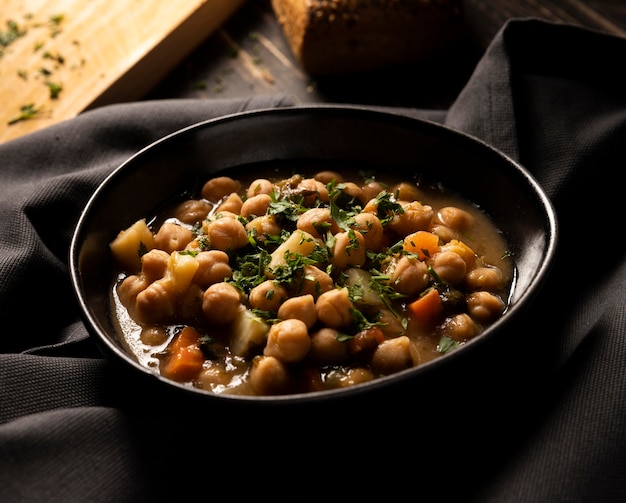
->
69, 104, 559, 405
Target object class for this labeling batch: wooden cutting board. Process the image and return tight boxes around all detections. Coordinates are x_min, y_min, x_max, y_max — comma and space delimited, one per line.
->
0, 0, 245, 143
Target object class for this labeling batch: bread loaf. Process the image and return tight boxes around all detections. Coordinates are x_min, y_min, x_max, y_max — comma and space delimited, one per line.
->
271, 0, 465, 75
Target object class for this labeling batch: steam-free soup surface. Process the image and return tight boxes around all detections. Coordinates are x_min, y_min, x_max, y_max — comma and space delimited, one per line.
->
110, 165, 514, 396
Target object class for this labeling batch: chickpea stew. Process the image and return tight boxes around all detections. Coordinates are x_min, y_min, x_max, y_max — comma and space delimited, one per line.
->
110, 165, 515, 396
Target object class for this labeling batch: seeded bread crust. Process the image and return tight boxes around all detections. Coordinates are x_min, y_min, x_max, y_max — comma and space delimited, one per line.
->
271, 0, 465, 75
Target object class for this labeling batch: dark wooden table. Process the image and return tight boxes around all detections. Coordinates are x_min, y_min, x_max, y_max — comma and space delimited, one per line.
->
147, 0, 626, 110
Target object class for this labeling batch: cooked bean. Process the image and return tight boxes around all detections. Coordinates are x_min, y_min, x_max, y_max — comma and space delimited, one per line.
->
465, 266, 505, 291
277, 294, 317, 328
249, 280, 288, 312
240, 193, 272, 218
246, 178, 274, 198
140, 249, 170, 282
324, 367, 374, 388
467, 291, 506, 323
331, 230, 366, 270
436, 206, 474, 231
377, 309, 407, 338
315, 287, 354, 328
370, 336, 414, 375
193, 250, 232, 288
201, 176, 241, 202
140, 325, 168, 346
440, 313, 481, 342
388, 200, 434, 235
297, 178, 329, 205
297, 207, 340, 237
216, 192, 243, 214
291, 265, 334, 298
389, 256, 430, 295
361, 181, 385, 202
314, 170, 343, 184
335, 181, 366, 205
249, 355, 291, 395
428, 251, 467, 285
173, 199, 212, 224
245, 214, 282, 241
135, 281, 176, 323
202, 282, 241, 325
154, 222, 193, 253
309, 327, 349, 363
204, 217, 249, 251
117, 274, 148, 308
392, 182, 422, 202
264, 319, 311, 363
430, 224, 459, 243
351, 212, 384, 251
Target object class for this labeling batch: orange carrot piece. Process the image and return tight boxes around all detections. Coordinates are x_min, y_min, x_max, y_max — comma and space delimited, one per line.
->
169, 326, 202, 353
162, 326, 204, 382
162, 346, 205, 382
407, 288, 444, 326
403, 231, 439, 260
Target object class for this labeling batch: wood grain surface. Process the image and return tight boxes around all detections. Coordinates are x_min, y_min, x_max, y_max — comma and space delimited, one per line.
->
0, 0, 245, 143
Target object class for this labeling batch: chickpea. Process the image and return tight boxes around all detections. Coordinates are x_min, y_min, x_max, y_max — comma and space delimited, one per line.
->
201, 176, 241, 202
377, 308, 407, 338
117, 274, 148, 308
202, 282, 241, 325
351, 212, 384, 251
436, 206, 475, 231
334, 181, 366, 206
264, 319, 311, 363
193, 250, 232, 288
277, 294, 317, 328
331, 230, 366, 270
292, 265, 334, 298
154, 222, 193, 253
198, 360, 232, 390
428, 251, 467, 285
361, 181, 385, 202
135, 281, 176, 324
246, 178, 274, 198
392, 182, 422, 202
295, 178, 329, 206
430, 224, 459, 243
140, 249, 170, 282
249, 355, 291, 395
240, 193, 272, 219
309, 327, 349, 364
216, 192, 243, 214
439, 239, 477, 270
204, 217, 248, 252
249, 280, 288, 312
246, 214, 282, 241
314, 170, 343, 184
388, 200, 434, 235
325, 367, 374, 388
173, 199, 212, 225
389, 256, 429, 296
440, 313, 480, 342
315, 287, 354, 328
370, 336, 415, 375
140, 325, 168, 346
297, 207, 340, 238
465, 266, 505, 292
467, 291, 506, 324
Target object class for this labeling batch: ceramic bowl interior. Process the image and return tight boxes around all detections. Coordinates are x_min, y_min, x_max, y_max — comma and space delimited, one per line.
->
70, 105, 558, 406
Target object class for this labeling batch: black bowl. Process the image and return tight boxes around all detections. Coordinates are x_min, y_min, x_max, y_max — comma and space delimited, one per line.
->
69, 105, 557, 409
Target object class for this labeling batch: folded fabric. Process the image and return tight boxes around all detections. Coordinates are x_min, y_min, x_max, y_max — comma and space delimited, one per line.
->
2, 18, 626, 502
